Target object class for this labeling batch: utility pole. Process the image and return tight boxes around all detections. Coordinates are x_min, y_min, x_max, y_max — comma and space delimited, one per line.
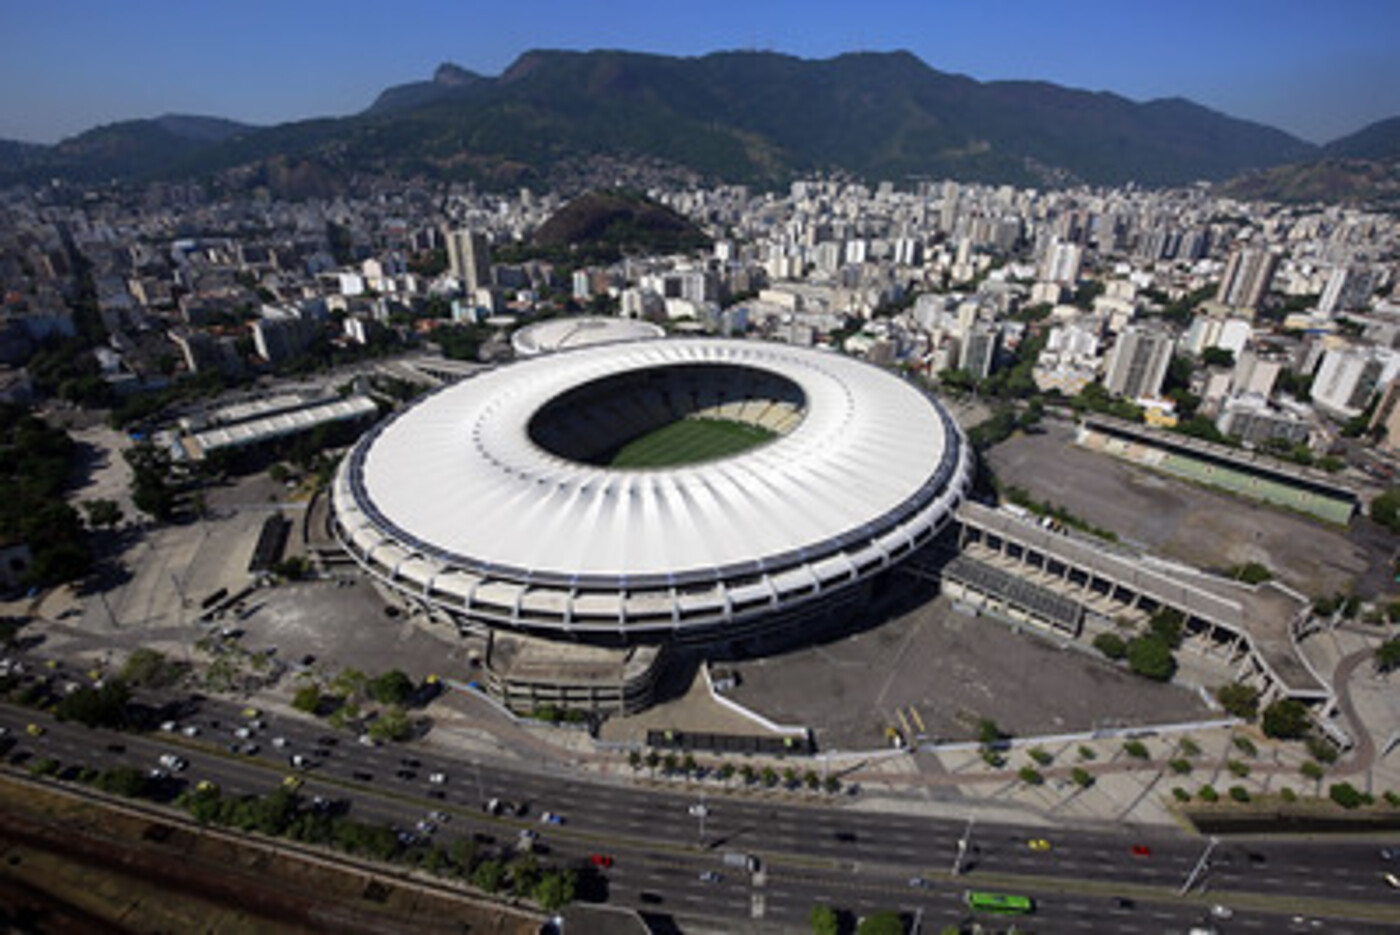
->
951, 815, 975, 876
1180, 835, 1219, 895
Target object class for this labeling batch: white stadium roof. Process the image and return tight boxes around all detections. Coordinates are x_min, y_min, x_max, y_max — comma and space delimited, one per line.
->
333, 338, 971, 637
510, 315, 666, 357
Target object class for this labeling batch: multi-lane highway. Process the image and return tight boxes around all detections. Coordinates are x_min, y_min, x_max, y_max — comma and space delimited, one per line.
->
2, 655, 1399, 933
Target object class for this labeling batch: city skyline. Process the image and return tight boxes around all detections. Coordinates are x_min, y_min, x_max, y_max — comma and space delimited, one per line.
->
2, 0, 1399, 148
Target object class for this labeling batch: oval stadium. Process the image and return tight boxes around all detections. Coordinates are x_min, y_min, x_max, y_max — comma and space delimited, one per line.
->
331, 338, 973, 653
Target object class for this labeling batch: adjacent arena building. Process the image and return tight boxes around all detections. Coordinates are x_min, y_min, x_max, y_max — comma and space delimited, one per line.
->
330, 337, 972, 712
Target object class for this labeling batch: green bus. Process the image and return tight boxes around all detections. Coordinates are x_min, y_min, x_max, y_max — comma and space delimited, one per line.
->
965, 890, 1034, 914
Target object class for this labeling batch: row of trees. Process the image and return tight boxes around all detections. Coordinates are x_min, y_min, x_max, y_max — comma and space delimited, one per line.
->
1091, 608, 1183, 682
626, 750, 843, 794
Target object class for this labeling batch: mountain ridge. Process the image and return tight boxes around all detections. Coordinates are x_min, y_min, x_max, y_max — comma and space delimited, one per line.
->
3, 48, 1394, 194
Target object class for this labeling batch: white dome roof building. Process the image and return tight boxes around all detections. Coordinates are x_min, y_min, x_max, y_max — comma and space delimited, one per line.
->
331, 338, 972, 653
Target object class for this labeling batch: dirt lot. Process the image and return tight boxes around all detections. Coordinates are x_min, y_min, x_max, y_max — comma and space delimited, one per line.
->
985, 420, 1378, 598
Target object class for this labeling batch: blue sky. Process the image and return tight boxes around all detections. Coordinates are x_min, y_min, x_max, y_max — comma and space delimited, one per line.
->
2, 0, 1398, 146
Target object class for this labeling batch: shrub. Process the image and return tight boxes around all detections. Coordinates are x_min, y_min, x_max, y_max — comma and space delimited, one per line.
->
1077, 745, 1097, 761
1385, 791, 1400, 808
1280, 787, 1297, 804
1300, 760, 1325, 781
981, 749, 1006, 768
1172, 787, 1191, 802
1092, 632, 1127, 660
1018, 766, 1045, 786
1232, 736, 1258, 758
1123, 740, 1150, 760
1169, 758, 1192, 775
1228, 785, 1250, 803
1226, 759, 1251, 778
1199, 785, 1219, 803
1179, 737, 1201, 757
1028, 747, 1053, 766
1071, 767, 1093, 788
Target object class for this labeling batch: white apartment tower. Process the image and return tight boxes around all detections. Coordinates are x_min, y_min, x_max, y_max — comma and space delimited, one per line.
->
1104, 325, 1174, 399
1215, 247, 1279, 311
446, 229, 491, 290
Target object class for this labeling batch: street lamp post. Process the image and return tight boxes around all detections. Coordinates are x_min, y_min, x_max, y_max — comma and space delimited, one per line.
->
951, 815, 975, 876
1180, 835, 1219, 895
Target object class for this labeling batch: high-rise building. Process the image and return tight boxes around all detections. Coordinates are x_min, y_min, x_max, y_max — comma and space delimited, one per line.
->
1104, 324, 1174, 399
1215, 247, 1279, 311
959, 323, 1000, 380
1310, 345, 1400, 419
1318, 265, 1376, 316
1038, 240, 1083, 285
445, 229, 491, 290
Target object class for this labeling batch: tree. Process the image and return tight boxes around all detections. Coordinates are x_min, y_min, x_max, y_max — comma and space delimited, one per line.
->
1261, 699, 1310, 740
810, 904, 841, 935
1377, 638, 1400, 674
1228, 562, 1272, 585
1092, 632, 1127, 660
1018, 766, 1044, 785
54, 679, 131, 728
1126, 635, 1176, 681
1329, 782, 1370, 809
627, 750, 642, 773
292, 683, 322, 713
1148, 608, 1185, 648
121, 648, 185, 689
1123, 740, 1150, 760
1201, 347, 1236, 368
1071, 767, 1094, 788
367, 705, 413, 742
1215, 682, 1261, 720
534, 868, 577, 911
977, 718, 1003, 745
369, 669, 414, 705
81, 498, 123, 529
1371, 488, 1400, 534
472, 859, 504, 894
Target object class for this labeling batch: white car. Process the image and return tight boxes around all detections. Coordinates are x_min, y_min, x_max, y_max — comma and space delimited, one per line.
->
160, 720, 178, 732
181, 725, 200, 737
428, 772, 447, 785
158, 754, 187, 771
272, 736, 288, 748
234, 726, 252, 739
688, 803, 709, 818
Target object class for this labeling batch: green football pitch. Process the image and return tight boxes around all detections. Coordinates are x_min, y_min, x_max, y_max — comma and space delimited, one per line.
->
610, 418, 777, 468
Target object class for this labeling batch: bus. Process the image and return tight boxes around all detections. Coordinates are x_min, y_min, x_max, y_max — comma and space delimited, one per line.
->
965, 891, 1034, 914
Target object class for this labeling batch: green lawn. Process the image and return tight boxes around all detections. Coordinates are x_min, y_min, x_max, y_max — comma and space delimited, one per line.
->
610, 418, 777, 468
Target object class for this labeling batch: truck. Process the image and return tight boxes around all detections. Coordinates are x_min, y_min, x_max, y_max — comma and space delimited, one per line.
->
722, 852, 758, 872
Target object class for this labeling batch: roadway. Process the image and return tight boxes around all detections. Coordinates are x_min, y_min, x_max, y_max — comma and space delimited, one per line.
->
2, 655, 1399, 933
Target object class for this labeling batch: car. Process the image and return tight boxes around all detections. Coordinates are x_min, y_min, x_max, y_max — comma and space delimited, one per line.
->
639, 891, 662, 904
1382, 847, 1397, 861
540, 811, 564, 825
908, 876, 926, 887
400, 757, 421, 767
352, 770, 373, 781
1210, 904, 1235, 919
317, 735, 338, 747
1115, 897, 1136, 910
242, 743, 260, 756
1130, 844, 1152, 857
1028, 838, 1051, 852
272, 736, 288, 748
1385, 872, 1400, 889
181, 725, 200, 737
290, 754, 311, 768
688, 803, 709, 817
396, 769, 417, 780
589, 854, 614, 868
196, 780, 218, 794
415, 819, 437, 835
241, 707, 260, 719
105, 742, 125, 754
358, 735, 378, 748
160, 720, 178, 732
148, 768, 169, 780
428, 772, 447, 784
26, 723, 44, 737
158, 754, 187, 771
234, 726, 252, 739
699, 871, 722, 883
429, 810, 450, 823
485, 798, 504, 815
282, 774, 303, 791
427, 789, 446, 800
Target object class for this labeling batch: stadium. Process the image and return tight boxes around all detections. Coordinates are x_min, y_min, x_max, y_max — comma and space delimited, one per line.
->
330, 337, 972, 709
